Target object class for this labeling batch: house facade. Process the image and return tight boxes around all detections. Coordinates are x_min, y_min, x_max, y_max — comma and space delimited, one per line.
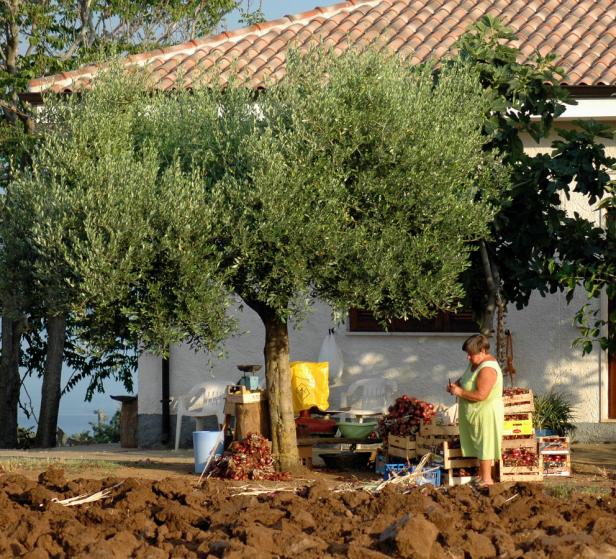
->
27, 0, 616, 446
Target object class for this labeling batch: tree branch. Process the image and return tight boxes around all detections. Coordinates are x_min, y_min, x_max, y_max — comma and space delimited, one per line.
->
0, 98, 34, 133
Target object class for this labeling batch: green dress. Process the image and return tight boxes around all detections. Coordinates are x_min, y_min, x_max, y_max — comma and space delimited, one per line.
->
458, 360, 504, 460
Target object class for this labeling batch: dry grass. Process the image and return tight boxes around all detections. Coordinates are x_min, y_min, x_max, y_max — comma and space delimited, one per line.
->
545, 483, 612, 499
0, 457, 120, 474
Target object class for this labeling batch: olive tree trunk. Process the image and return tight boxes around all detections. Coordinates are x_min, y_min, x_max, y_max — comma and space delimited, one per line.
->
35, 314, 67, 447
479, 240, 498, 335
250, 302, 299, 471
478, 240, 507, 360
0, 303, 26, 448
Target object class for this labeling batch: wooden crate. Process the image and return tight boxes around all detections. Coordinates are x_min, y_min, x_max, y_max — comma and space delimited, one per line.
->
445, 468, 477, 486
539, 437, 570, 477
503, 390, 534, 413
419, 422, 459, 437
226, 385, 262, 404
297, 444, 313, 468
416, 437, 477, 469
503, 417, 533, 437
540, 453, 571, 477
502, 436, 537, 450
416, 435, 446, 455
498, 461, 543, 482
387, 434, 416, 460
441, 441, 477, 470
538, 436, 569, 453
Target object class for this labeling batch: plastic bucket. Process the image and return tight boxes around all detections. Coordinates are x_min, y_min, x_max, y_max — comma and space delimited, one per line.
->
535, 429, 556, 437
193, 430, 223, 474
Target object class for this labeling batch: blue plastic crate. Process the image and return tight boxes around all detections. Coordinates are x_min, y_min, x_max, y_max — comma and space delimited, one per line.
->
383, 463, 409, 480
375, 453, 386, 475
383, 464, 441, 487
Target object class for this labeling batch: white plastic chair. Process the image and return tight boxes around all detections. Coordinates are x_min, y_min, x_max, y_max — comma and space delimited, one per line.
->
339, 378, 398, 414
173, 381, 228, 450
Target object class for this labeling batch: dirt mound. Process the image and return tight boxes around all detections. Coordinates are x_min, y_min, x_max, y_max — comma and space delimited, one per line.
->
1, 467, 616, 558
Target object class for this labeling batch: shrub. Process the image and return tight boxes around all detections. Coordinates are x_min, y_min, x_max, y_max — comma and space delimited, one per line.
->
533, 391, 576, 436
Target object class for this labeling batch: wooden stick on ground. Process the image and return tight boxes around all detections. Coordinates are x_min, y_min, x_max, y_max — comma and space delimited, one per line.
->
51, 481, 124, 506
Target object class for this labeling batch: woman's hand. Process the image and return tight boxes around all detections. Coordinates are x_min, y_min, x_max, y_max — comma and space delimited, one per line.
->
448, 383, 462, 397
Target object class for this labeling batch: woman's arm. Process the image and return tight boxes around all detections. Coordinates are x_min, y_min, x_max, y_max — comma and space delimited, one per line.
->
450, 368, 497, 402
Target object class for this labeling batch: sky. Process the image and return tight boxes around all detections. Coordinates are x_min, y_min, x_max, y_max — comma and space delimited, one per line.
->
224, 1, 341, 28
19, 0, 340, 437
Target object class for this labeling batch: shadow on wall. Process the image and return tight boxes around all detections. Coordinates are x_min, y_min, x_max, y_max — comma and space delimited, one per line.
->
331, 311, 606, 442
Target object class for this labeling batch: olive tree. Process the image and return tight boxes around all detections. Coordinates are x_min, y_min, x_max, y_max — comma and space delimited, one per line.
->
0, 0, 245, 448
14, 48, 506, 468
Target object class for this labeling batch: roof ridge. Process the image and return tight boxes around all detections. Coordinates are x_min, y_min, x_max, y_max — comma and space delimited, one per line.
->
28, 0, 381, 92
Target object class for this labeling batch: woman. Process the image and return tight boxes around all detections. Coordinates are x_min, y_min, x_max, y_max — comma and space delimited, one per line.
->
447, 334, 503, 486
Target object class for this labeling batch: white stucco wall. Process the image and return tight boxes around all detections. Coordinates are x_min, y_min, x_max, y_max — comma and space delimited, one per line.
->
138, 114, 615, 440
521, 119, 615, 429
138, 290, 599, 418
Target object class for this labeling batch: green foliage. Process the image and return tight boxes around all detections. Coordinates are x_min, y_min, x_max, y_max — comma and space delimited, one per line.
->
452, 16, 615, 351
279, 48, 509, 322
10, 68, 236, 354
69, 410, 121, 444
533, 391, 577, 436
16, 426, 36, 449
11, 45, 506, 353
238, 0, 265, 26
0, 0, 246, 442
91, 410, 121, 443
0, 0, 240, 186
21, 316, 137, 401
563, 189, 615, 354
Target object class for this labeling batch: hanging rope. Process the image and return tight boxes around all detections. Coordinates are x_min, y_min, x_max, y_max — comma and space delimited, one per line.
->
504, 330, 516, 387
496, 293, 507, 369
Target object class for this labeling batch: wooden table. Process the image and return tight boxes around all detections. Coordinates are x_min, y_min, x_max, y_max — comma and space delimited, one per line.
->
297, 436, 381, 445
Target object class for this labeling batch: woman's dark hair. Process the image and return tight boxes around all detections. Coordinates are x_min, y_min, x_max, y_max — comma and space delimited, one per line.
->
462, 334, 490, 355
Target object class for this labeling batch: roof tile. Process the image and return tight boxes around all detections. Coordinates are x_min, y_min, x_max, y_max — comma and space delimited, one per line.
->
27, 0, 616, 95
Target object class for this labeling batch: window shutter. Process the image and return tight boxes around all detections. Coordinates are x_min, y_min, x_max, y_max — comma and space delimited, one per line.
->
349, 306, 477, 333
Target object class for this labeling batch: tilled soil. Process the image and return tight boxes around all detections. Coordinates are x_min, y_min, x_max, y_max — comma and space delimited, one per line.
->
1, 467, 616, 558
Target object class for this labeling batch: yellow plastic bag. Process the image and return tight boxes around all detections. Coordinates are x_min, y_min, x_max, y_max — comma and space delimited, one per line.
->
290, 361, 329, 413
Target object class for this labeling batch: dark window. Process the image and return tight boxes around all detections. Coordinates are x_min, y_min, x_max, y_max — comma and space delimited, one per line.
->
348, 307, 477, 333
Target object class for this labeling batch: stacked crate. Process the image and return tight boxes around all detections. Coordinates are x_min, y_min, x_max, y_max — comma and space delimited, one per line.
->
416, 422, 478, 486
386, 434, 417, 461
500, 389, 543, 482
539, 436, 571, 477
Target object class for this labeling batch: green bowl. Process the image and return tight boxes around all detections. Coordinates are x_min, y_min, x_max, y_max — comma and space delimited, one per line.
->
336, 421, 377, 439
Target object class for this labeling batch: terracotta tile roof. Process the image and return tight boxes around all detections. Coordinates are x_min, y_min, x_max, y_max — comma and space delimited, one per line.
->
27, 0, 616, 96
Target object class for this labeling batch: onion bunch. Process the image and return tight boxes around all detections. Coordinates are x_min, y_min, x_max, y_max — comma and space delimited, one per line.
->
208, 433, 292, 481
377, 395, 435, 437
505, 414, 530, 421
503, 387, 531, 397
543, 455, 568, 471
502, 448, 538, 467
